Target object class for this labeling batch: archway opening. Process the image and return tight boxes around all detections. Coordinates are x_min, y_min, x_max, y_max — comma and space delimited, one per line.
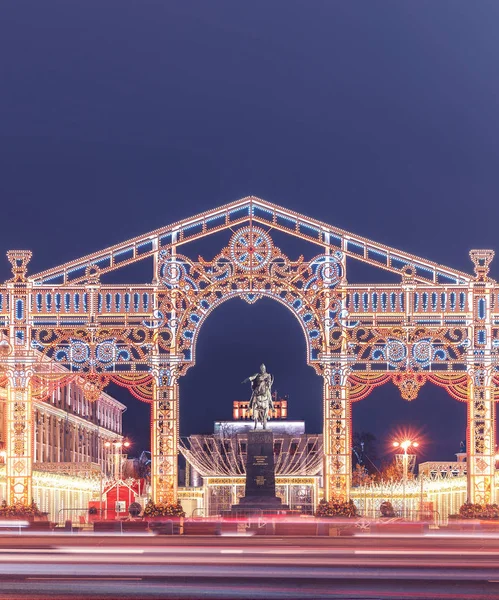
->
352, 381, 467, 469
106, 382, 151, 454
180, 296, 323, 437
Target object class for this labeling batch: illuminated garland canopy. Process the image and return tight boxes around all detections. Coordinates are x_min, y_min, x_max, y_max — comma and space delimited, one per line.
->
180, 435, 323, 478
0, 196, 498, 507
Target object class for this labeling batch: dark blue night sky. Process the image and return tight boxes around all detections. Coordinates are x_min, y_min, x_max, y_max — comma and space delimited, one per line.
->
1, 1, 498, 462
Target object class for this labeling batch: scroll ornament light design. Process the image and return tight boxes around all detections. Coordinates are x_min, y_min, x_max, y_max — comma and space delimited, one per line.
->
348, 326, 470, 401
156, 227, 345, 365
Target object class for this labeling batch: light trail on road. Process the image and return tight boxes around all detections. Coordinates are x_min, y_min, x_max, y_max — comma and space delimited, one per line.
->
0, 534, 498, 599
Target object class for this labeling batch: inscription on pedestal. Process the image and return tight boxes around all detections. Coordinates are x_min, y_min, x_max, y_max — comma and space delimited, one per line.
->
244, 430, 276, 499
233, 429, 288, 511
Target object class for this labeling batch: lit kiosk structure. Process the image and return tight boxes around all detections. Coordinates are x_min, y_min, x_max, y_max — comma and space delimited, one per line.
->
180, 394, 322, 516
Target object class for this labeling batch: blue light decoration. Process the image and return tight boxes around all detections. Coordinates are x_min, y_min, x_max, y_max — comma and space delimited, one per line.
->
158, 250, 199, 290
50, 338, 133, 370
365, 330, 468, 371
162, 230, 347, 366
303, 252, 343, 290
15, 299, 24, 320
478, 297, 486, 320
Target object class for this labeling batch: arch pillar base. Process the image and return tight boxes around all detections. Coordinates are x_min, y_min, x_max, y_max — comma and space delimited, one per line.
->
151, 376, 179, 504
322, 362, 351, 501
5, 379, 33, 505
467, 380, 496, 505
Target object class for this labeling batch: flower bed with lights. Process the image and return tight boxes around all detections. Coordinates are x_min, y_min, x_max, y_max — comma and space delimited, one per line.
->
142, 500, 185, 535
143, 500, 185, 518
316, 498, 358, 518
0, 500, 43, 520
448, 502, 499, 520
446, 503, 499, 532
314, 498, 358, 537
459, 502, 499, 519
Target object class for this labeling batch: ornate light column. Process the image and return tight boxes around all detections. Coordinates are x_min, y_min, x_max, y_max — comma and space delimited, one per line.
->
5, 369, 34, 504
467, 250, 496, 504
150, 231, 181, 504
4, 251, 34, 505
151, 364, 179, 504
322, 359, 351, 501
320, 240, 352, 501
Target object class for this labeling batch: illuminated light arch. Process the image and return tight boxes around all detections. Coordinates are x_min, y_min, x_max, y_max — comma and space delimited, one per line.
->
0, 196, 498, 506
178, 290, 324, 369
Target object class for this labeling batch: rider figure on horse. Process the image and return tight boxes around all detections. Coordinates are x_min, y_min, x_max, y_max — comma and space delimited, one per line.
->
242, 363, 274, 430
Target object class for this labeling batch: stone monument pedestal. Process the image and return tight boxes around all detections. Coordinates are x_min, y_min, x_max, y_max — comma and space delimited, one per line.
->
232, 429, 288, 513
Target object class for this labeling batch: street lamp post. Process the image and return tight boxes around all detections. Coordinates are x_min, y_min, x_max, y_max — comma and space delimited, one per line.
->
392, 439, 419, 519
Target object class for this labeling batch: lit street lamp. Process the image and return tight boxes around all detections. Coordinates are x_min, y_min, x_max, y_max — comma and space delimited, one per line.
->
392, 439, 419, 519
104, 440, 131, 480
104, 439, 131, 518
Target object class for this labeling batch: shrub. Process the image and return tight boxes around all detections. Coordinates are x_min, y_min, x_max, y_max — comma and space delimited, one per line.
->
316, 497, 358, 518
379, 501, 395, 518
128, 502, 142, 518
481, 504, 499, 519
142, 500, 185, 518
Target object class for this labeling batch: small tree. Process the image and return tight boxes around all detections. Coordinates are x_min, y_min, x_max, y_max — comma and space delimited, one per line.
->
352, 464, 376, 487
377, 459, 415, 483
379, 501, 395, 518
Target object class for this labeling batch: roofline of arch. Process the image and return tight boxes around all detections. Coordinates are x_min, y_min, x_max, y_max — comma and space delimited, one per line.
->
27, 196, 472, 286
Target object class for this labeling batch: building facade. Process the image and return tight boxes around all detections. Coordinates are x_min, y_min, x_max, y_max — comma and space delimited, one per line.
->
1, 379, 125, 476
0, 375, 127, 522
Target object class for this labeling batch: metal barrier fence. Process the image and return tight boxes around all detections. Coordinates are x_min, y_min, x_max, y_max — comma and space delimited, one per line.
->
355, 507, 441, 526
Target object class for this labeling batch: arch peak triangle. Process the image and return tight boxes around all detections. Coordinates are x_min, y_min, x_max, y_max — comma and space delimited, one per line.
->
31, 196, 471, 286
1, 196, 498, 507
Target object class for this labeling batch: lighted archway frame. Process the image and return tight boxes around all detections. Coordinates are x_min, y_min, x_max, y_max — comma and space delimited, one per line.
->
0, 196, 498, 506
